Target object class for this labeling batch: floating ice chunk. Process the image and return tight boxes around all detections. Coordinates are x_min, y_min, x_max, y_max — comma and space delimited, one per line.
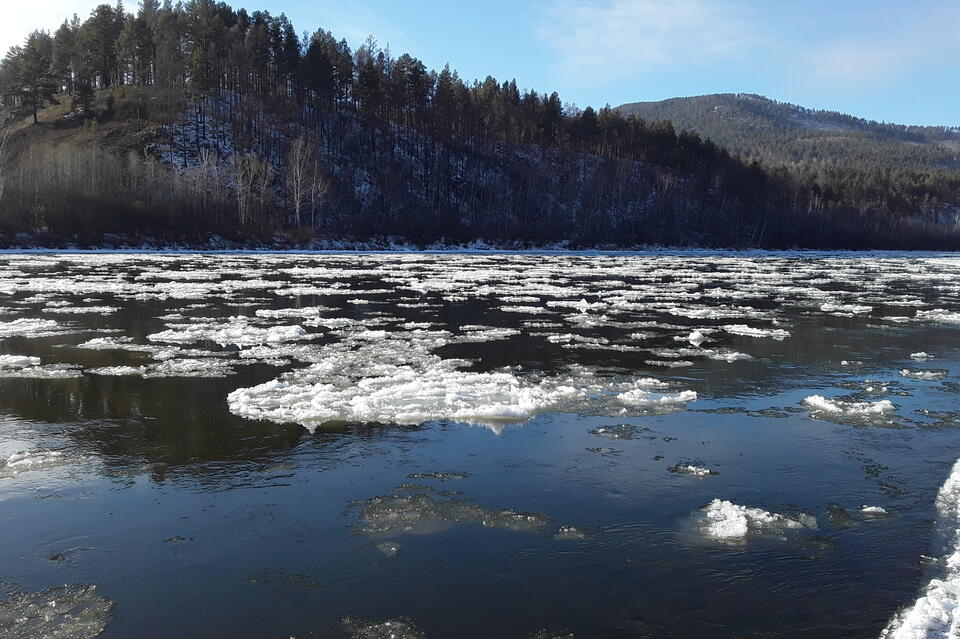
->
0, 355, 41, 368
670, 464, 715, 477
407, 471, 468, 482
859, 505, 889, 517
916, 309, 960, 325
820, 303, 873, 314
0, 318, 69, 339
911, 352, 935, 361
705, 350, 752, 363
148, 318, 308, 347
351, 483, 551, 536
634, 378, 670, 389
722, 324, 791, 340
529, 630, 576, 639
696, 499, 812, 541
500, 305, 551, 314
901, 369, 948, 381
549, 333, 609, 346
305, 317, 356, 330
88, 366, 145, 376
802, 395, 896, 418
144, 358, 235, 378
552, 525, 588, 540
74, 336, 154, 353
0, 584, 114, 638
645, 359, 694, 368
229, 366, 578, 432
687, 330, 707, 347
341, 616, 424, 639
210, 322, 307, 347
42, 305, 119, 315
376, 541, 401, 558
500, 296, 540, 303
590, 424, 649, 440
618, 388, 697, 406
0, 364, 83, 379
455, 326, 520, 342
255, 306, 334, 319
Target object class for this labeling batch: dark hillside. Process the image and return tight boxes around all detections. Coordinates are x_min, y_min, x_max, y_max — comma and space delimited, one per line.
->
617, 93, 960, 171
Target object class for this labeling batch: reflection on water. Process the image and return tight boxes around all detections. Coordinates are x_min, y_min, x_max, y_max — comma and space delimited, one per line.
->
0, 251, 959, 637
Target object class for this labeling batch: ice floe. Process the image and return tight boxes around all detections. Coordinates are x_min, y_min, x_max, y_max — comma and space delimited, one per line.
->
350, 483, 552, 536
803, 395, 897, 420
881, 458, 960, 638
915, 309, 960, 325
341, 616, 425, 639
901, 369, 948, 381
0, 355, 41, 368
695, 499, 815, 542
228, 356, 579, 432
617, 388, 697, 408
670, 464, 716, 477
148, 317, 308, 347
722, 324, 791, 340
0, 584, 114, 638
0, 318, 71, 339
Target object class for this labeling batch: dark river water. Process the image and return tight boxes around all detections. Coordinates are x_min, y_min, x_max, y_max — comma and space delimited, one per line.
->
1, 251, 960, 638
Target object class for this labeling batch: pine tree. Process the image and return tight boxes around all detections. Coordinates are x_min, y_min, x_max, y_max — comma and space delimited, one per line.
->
11, 32, 59, 124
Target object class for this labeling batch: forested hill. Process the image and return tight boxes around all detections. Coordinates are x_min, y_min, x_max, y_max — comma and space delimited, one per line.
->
616, 93, 960, 172
0, 4, 958, 250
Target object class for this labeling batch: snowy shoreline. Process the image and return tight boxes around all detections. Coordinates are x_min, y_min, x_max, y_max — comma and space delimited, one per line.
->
0, 236, 957, 257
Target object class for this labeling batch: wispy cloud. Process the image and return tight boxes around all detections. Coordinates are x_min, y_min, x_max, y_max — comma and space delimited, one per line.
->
537, 0, 755, 83
796, 3, 960, 91
538, 0, 960, 95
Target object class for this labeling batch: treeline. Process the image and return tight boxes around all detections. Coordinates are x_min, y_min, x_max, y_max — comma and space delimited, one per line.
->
617, 94, 960, 169
0, 1, 957, 248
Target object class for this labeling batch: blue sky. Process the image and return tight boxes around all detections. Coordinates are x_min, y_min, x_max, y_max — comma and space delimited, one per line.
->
4, 0, 957, 126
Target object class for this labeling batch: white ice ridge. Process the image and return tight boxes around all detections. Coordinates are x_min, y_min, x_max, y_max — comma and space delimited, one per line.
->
0, 355, 40, 368
803, 395, 896, 417
0, 318, 69, 339
881, 458, 960, 638
147, 317, 307, 347
916, 309, 960, 325
617, 388, 697, 406
901, 369, 947, 381
0, 354, 82, 378
696, 499, 814, 541
722, 324, 791, 340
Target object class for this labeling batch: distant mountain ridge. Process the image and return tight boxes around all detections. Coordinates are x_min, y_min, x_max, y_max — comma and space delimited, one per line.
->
616, 93, 960, 172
